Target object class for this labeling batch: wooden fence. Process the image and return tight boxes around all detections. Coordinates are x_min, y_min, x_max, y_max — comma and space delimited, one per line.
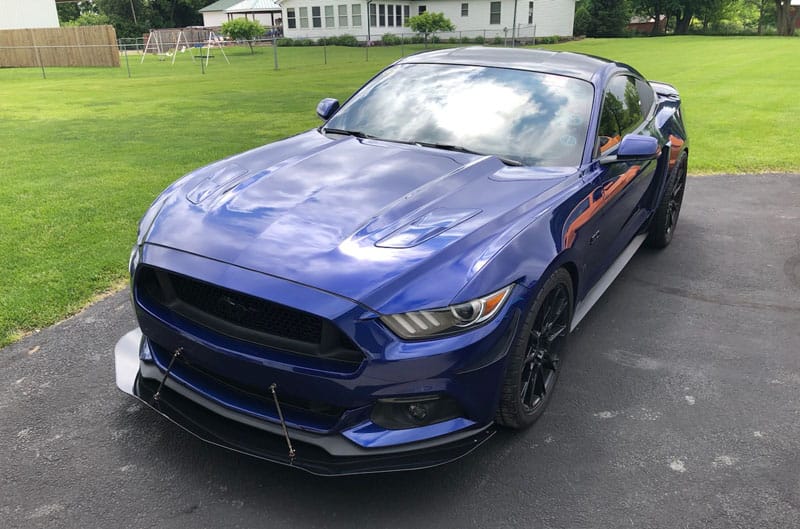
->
0, 25, 119, 68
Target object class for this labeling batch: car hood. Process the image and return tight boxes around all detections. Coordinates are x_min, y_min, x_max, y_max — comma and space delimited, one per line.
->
143, 130, 571, 313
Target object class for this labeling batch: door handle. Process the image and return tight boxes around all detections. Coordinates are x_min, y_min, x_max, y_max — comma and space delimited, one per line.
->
589, 230, 600, 245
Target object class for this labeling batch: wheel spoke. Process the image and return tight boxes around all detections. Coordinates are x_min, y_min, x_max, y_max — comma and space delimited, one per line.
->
533, 364, 546, 397
549, 295, 568, 324
545, 323, 567, 344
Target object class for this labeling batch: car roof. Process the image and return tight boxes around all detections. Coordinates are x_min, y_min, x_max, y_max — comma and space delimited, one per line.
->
396, 47, 625, 82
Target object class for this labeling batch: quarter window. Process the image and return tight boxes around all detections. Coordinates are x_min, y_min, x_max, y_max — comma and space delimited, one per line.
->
597, 76, 645, 155
489, 2, 501, 24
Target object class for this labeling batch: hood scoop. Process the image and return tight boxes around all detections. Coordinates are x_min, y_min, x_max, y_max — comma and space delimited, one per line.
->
186, 163, 248, 204
376, 208, 482, 248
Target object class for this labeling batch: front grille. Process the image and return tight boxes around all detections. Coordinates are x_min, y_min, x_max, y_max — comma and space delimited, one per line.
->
135, 266, 363, 365
146, 340, 348, 431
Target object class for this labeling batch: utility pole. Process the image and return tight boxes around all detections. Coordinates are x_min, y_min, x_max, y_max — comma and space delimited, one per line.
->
511, 0, 518, 47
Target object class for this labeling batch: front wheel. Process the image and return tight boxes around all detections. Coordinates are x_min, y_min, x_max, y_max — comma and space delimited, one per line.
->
646, 152, 688, 249
496, 268, 573, 429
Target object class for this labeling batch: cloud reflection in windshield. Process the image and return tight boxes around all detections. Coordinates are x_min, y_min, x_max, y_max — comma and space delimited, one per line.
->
327, 64, 593, 167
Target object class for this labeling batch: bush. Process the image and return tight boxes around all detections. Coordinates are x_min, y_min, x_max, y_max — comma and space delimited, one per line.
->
491, 36, 503, 45
334, 34, 360, 46
276, 37, 293, 46
381, 33, 402, 45
473, 35, 485, 44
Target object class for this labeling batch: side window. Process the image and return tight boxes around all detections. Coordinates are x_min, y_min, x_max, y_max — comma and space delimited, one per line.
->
597, 76, 644, 155
636, 79, 655, 117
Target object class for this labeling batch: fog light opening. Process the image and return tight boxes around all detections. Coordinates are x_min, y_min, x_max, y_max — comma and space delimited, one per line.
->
407, 403, 429, 423
371, 395, 463, 430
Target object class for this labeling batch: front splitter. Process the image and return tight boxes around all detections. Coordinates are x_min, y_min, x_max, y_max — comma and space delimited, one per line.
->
114, 329, 496, 476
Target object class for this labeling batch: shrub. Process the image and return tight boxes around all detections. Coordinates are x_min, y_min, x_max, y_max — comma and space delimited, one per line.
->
334, 34, 360, 46
473, 35, 485, 44
382, 33, 402, 45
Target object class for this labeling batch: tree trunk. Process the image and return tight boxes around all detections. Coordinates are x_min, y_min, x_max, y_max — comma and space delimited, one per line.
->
650, 0, 662, 35
675, 10, 693, 34
775, 0, 797, 36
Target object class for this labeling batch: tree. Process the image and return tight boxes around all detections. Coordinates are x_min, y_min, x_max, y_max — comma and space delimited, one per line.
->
587, 0, 631, 36
574, 2, 592, 35
775, 0, 798, 35
64, 13, 113, 26
405, 12, 455, 46
220, 18, 265, 54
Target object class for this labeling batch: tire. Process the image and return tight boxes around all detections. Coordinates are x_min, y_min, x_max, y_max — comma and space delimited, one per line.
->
646, 152, 688, 249
496, 268, 573, 429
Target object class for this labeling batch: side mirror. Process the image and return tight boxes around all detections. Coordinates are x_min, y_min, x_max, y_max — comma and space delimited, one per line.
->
316, 98, 340, 121
600, 134, 660, 164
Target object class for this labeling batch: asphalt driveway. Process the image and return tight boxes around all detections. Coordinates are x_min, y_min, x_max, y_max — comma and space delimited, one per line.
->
2, 173, 799, 529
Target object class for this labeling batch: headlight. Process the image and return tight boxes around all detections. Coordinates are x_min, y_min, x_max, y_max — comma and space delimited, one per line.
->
380, 285, 513, 339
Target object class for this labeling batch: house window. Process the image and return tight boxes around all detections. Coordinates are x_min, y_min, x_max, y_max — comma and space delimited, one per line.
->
312, 6, 322, 27
352, 4, 361, 26
369, 3, 376, 26
299, 6, 309, 28
396, 5, 403, 26
528, 1, 533, 24
287, 8, 297, 28
418, 5, 426, 14
338, 5, 348, 26
489, 1, 501, 24
325, 5, 335, 27
379, 4, 385, 26
403, 5, 409, 23
461, 3, 468, 16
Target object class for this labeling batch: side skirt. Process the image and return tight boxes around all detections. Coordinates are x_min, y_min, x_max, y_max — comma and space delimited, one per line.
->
570, 233, 647, 331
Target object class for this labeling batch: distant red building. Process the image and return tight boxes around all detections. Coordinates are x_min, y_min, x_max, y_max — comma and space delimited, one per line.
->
627, 15, 667, 34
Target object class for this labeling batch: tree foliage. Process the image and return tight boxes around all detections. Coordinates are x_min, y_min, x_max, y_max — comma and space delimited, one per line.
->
220, 18, 265, 53
90, 0, 218, 38
405, 12, 455, 44
587, 0, 632, 36
63, 13, 113, 27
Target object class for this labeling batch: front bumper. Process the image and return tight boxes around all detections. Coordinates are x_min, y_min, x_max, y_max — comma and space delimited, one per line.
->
115, 329, 496, 475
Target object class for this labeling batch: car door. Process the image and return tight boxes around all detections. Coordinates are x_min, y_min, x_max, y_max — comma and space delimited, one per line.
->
583, 75, 658, 286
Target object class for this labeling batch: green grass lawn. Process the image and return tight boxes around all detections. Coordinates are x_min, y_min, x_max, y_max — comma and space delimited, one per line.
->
0, 36, 798, 346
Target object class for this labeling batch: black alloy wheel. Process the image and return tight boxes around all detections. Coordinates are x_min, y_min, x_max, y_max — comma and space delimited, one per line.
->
496, 268, 573, 429
520, 283, 569, 412
647, 152, 688, 249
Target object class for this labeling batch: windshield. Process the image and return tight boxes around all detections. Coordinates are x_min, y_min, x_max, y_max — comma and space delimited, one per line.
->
324, 63, 593, 167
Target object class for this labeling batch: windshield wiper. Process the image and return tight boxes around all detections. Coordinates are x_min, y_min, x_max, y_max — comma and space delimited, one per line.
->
321, 127, 373, 139
414, 142, 523, 166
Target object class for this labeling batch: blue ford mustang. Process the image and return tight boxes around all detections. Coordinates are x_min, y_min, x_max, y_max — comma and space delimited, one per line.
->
115, 47, 688, 475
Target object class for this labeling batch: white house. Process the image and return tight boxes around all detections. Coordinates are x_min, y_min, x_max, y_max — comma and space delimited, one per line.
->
0, 0, 59, 30
275, 0, 575, 40
200, 0, 282, 28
